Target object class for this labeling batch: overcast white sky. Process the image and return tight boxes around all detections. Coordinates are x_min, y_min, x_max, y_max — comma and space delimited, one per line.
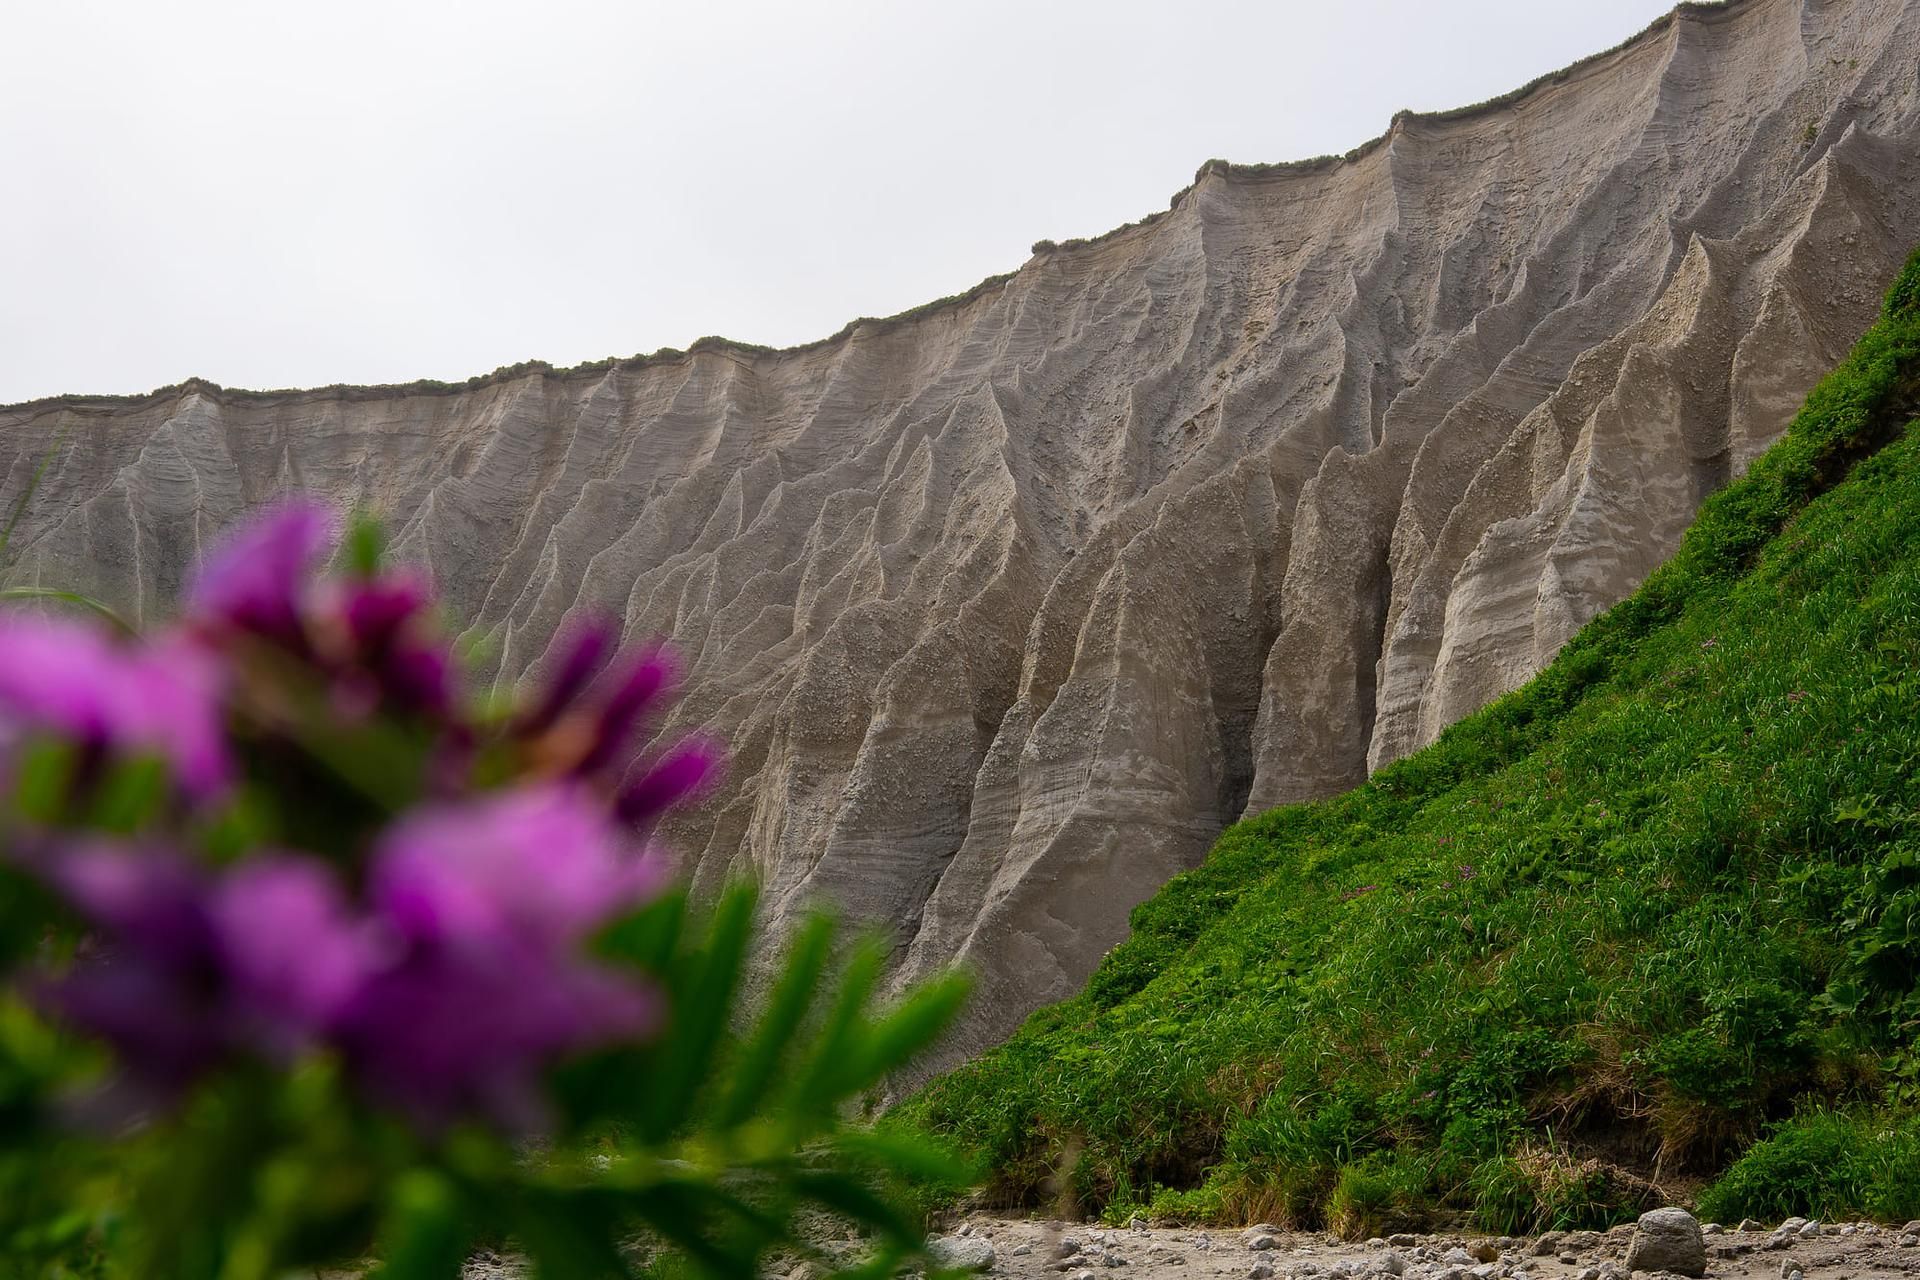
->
0, 1, 1678, 405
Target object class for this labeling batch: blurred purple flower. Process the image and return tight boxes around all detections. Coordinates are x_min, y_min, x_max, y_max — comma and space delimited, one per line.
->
349, 784, 664, 1125
576, 646, 678, 777
519, 616, 618, 737
185, 498, 338, 646
0, 616, 233, 800
323, 570, 456, 717
616, 739, 723, 829
211, 857, 382, 1040
371, 784, 661, 952
334, 941, 655, 1131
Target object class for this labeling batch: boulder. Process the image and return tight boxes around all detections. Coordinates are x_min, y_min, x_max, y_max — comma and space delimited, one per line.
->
1623, 1207, 1706, 1277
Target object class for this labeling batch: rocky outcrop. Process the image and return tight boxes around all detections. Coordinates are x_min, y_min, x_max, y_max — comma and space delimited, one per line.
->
4, 0, 1919, 1072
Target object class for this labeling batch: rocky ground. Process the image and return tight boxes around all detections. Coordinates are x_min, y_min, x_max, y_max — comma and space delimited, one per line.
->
910, 1213, 1920, 1280
442, 1209, 1920, 1278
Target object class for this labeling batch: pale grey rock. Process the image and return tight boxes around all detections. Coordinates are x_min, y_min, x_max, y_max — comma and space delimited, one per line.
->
1247, 1265, 1275, 1280
1624, 1207, 1706, 1277
1247, 1236, 1278, 1252
927, 1236, 996, 1271
7, 0, 1920, 1070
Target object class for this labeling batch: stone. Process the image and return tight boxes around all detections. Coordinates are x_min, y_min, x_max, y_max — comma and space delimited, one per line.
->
1055, 1239, 1082, 1260
1779, 1218, 1810, 1234
1387, 1235, 1417, 1249
1246, 1236, 1277, 1252
1738, 1220, 1764, 1233
1247, 1266, 1274, 1280
1623, 1208, 1707, 1278
1375, 1251, 1406, 1276
927, 1237, 996, 1272
11, 0, 1920, 1093
1467, 1241, 1500, 1264
1011, 1245, 1031, 1257
1576, 1270, 1601, 1280
1700, 1223, 1722, 1236
1442, 1248, 1475, 1266
1529, 1234, 1562, 1257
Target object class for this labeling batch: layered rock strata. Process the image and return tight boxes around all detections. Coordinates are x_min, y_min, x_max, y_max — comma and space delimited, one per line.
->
4, 0, 1918, 1072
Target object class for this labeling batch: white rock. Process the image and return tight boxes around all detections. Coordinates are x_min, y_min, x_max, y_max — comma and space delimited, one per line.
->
928, 1236, 996, 1272
1624, 1208, 1706, 1278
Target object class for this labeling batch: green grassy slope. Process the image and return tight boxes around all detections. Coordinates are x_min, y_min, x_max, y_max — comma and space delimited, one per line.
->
894, 249, 1920, 1235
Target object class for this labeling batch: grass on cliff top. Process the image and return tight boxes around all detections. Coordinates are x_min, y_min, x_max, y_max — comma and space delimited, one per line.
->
890, 247, 1920, 1236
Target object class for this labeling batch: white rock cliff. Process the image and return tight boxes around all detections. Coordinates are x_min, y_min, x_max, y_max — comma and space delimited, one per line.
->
4, 0, 1918, 1073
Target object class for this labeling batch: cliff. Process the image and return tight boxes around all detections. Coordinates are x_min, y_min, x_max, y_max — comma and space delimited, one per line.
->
4, 0, 1918, 1070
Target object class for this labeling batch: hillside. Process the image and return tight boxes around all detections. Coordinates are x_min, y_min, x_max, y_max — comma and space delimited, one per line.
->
5, 0, 1920, 1068
895, 248, 1920, 1231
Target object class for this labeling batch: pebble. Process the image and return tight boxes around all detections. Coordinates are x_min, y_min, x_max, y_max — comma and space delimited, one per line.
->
1246, 1236, 1277, 1252
1011, 1245, 1031, 1257
1247, 1265, 1274, 1280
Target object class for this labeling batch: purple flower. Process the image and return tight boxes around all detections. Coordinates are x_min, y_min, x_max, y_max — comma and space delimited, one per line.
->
519, 616, 618, 736
575, 646, 678, 777
322, 571, 456, 716
616, 738, 724, 829
30, 844, 378, 1092
185, 498, 338, 645
371, 784, 661, 951
0, 617, 233, 800
211, 857, 382, 1039
345, 784, 664, 1126
333, 944, 655, 1131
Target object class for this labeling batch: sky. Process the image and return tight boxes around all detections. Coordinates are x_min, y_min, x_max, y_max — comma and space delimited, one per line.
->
0, 0, 1678, 405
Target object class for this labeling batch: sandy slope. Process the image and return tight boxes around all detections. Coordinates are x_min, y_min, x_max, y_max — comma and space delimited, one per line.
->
5, 0, 1920, 1069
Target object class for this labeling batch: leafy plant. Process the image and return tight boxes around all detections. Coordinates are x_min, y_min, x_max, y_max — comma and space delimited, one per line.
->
0, 500, 968, 1278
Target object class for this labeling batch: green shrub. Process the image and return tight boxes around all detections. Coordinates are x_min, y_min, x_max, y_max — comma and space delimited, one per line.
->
1700, 1110, 1920, 1223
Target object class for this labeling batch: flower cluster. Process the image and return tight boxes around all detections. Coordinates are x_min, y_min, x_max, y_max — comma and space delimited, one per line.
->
0, 498, 720, 1129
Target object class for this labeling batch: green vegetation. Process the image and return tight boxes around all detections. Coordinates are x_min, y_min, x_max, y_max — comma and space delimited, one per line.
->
893, 247, 1920, 1233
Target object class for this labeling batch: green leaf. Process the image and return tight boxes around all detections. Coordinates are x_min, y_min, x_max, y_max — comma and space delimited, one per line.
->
785, 938, 887, 1120
860, 973, 970, 1082
86, 755, 170, 835
715, 914, 834, 1130
0, 586, 135, 634
642, 883, 757, 1143
369, 1170, 467, 1280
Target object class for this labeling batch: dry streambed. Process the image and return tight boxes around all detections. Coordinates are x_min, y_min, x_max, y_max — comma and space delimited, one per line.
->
914, 1212, 1920, 1280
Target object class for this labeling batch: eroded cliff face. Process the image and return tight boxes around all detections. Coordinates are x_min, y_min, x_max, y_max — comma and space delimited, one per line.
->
5, 0, 1918, 1074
